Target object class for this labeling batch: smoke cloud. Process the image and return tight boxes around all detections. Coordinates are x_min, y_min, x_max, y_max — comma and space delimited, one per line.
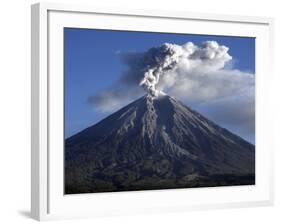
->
88, 41, 255, 141
139, 41, 232, 97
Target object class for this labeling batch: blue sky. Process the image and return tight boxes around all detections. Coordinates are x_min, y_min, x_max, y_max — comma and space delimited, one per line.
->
64, 28, 255, 142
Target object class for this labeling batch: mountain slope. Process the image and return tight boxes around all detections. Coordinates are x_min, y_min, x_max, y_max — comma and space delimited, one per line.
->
65, 94, 255, 194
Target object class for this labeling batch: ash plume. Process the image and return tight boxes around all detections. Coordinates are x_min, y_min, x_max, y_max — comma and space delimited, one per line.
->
138, 41, 232, 97
88, 41, 254, 141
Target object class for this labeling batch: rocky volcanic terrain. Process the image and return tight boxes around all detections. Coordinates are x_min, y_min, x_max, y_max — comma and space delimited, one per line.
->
65, 94, 255, 194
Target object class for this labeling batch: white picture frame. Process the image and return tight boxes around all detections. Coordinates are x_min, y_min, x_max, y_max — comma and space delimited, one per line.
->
31, 2, 274, 221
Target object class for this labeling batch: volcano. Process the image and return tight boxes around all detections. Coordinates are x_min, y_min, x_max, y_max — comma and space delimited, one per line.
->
65, 94, 255, 194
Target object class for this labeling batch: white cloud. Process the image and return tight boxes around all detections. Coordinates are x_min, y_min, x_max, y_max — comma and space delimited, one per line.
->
159, 69, 254, 104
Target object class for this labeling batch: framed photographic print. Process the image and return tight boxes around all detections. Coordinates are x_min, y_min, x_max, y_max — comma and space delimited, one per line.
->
31, 2, 274, 221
